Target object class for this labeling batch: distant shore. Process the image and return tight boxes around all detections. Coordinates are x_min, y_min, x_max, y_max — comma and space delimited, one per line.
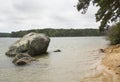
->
0, 28, 105, 37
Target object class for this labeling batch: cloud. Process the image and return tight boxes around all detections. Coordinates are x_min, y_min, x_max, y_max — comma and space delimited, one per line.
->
0, 0, 99, 32
13, 0, 44, 13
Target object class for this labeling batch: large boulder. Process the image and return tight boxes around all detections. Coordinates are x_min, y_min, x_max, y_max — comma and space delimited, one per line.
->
6, 32, 50, 57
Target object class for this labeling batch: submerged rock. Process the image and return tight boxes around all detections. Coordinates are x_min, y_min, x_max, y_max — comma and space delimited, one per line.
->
6, 32, 50, 57
54, 49, 61, 52
99, 49, 105, 53
12, 53, 36, 65
15, 58, 27, 65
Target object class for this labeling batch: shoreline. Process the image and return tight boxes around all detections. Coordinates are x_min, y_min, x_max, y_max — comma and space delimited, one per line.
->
101, 44, 120, 82
80, 45, 120, 82
90, 44, 120, 82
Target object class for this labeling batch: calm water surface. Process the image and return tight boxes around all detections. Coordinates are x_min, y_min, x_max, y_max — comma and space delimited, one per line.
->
0, 37, 109, 82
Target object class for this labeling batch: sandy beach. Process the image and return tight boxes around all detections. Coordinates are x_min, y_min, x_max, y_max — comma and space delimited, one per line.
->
80, 44, 120, 82
101, 44, 120, 82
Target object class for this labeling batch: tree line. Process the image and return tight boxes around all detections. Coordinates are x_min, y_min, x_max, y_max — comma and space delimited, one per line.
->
0, 28, 105, 37
0, 33, 11, 37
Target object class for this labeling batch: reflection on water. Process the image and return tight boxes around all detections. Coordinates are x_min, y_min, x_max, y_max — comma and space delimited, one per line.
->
0, 37, 109, 82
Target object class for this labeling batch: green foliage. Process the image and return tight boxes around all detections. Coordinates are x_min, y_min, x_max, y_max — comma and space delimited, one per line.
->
10, 28, 104, 37
0, 29, 105, 37
77, 0, 120, 31
0, 33, 11, 37
107, 22, 120, 45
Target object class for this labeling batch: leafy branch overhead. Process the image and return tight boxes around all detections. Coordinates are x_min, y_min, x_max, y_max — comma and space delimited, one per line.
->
77, 0, 120, 31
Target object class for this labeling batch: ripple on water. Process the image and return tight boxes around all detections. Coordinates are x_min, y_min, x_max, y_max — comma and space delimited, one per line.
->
0, 37, 109, 82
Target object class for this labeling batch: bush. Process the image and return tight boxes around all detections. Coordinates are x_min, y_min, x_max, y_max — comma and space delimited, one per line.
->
107, 22, 120, 45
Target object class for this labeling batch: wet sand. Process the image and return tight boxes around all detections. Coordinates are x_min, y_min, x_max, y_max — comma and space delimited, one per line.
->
80, 54, 115, 82
81, 44, 120, 82
102, 44, 120, 82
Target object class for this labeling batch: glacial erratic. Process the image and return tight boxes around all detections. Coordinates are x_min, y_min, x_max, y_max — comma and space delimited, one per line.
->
5, 32, 50, 65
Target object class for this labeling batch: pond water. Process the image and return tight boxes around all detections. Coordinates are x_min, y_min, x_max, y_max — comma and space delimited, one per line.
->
0, 37, 109, 82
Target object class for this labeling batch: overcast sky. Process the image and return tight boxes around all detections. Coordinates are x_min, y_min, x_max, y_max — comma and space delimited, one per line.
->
0, 0, 99, 32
